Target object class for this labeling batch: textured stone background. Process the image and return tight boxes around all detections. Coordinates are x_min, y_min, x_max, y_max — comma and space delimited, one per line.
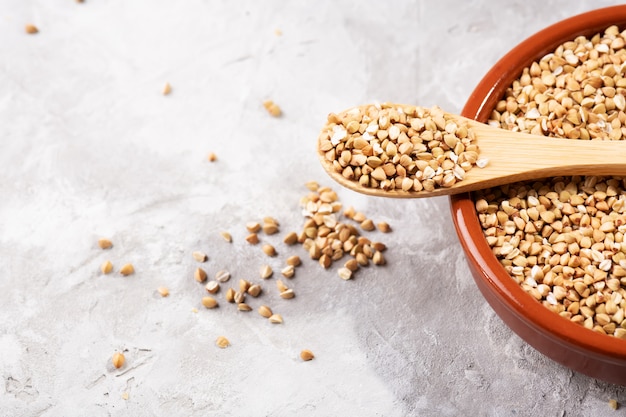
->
2, 1, 626, 416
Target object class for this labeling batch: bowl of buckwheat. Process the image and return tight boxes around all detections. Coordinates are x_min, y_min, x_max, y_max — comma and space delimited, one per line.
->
451, 5, 626, 385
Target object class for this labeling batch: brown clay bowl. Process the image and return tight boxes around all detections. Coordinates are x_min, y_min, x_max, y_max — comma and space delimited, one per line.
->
451, 5, 626, 386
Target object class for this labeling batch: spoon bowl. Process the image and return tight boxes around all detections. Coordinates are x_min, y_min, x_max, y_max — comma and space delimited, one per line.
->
318, 105, 626, 198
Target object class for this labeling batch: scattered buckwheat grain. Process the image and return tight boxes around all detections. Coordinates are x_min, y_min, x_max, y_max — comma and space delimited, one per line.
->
216, 336, 230, 349
120, 263, 134, 276
98, 238, 113, 249
194, 267, 207, 283
202, 296, 218, 309
101, 260, 113, 274
263, 100, 282, 117
192, 251, 208, 262
300, 349, 315, 361
220, 231, 232, 242
111, 352, 125, 369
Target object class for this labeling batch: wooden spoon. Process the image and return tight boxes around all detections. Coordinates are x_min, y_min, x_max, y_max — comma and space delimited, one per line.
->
317, 104, 626, 198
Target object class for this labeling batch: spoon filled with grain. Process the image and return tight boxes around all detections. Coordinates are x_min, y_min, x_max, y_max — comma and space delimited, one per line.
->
317, 102, 626, 198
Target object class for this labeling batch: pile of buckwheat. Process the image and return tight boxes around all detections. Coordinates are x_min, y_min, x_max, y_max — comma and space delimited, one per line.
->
97, 181, 390, 361
318, 103, 481, 192
184, 181, 390, 325
477, 25, 626, 338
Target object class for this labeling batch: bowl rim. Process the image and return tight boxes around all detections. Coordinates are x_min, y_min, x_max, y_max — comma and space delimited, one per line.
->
451, 4, 626, 360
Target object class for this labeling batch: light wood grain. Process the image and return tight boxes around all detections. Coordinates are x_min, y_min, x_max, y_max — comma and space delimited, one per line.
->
318, 111, 626, 198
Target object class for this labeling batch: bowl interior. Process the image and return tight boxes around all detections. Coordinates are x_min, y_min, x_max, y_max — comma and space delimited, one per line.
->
451, 5, 626, 360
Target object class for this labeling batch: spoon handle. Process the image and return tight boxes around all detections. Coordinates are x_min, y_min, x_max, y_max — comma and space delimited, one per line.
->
461, 117, 626, 190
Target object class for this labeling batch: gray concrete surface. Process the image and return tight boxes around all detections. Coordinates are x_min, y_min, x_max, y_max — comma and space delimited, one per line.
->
2, 1, 626, 416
